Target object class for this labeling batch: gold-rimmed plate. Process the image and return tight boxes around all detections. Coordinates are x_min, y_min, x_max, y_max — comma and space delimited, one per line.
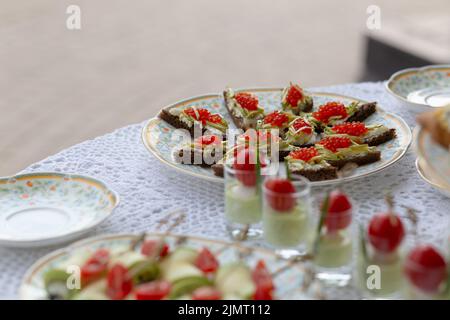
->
415, 126, 450, 192
416, 158, 450, 198
20, 233, 312, 300
0, 172, 119, 248
142, 89, 412, 186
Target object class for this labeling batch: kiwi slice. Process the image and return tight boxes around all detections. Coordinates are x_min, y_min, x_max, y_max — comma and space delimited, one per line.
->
130, 260, 160, 284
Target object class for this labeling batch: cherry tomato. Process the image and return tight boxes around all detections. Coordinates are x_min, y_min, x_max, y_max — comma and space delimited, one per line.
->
324, 190, 352, 232
404, 245, 447, 294
80, 248, 110, 284
106, 263, 133, 300
141, 239, 170, 258
252, 260, 274, 292
192, 287, 222, 300
135, 280, 171, 300
368, 212, 405, 253
253, 285, 273, 300
264, 178, 296, 212
195, 248, 219, 273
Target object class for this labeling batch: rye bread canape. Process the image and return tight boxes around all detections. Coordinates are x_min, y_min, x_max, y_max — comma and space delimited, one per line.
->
159, 105, 228, 138
309, 101, 377, 132
223, 88, 265, 131
281, 82, 313, 114
285, 147, 338, 181
317, 136, 381, 169
324, 122, 396, 146
174, 135, 225, 167
283, 116, 319, 147
211, 130, 298, 177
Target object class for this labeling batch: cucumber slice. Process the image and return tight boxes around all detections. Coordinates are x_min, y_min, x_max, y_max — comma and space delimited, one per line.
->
162, 261, 203, 283
215, 263, 255, 299
169, 276, 211, 299
168, 247, 198, 264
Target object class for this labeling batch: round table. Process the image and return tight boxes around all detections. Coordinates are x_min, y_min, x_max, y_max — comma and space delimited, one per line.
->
2, 82, 449, 299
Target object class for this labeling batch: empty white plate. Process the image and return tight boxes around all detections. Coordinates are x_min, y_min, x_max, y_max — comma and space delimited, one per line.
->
0, 172, 119, 248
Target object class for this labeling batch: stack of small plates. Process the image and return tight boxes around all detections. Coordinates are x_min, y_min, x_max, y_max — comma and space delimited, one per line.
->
414, 127, 450, 198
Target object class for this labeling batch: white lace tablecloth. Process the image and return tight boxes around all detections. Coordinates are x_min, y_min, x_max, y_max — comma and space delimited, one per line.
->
1, 82, 449, 299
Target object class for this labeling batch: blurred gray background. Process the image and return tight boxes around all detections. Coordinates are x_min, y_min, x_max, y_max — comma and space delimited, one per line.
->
1, 0, 449, 175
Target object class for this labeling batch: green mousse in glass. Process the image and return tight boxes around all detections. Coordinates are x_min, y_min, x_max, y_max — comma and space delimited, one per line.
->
225, 184, 261, 225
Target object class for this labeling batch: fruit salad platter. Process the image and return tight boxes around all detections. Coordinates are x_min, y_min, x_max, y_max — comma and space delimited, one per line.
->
143, 84, 411, 185
20, 233, 317, 300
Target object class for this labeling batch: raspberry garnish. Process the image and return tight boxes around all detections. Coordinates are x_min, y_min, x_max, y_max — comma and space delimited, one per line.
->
291, 118, 312, 134
331, 122, 368, 136
235, 92, 259, 111
195, 135, 220, 146
312, 102, 348, 124
318, 136, 352, 152
289, 147, 319, 162
263, 111, 289, 127
286, 84, 304, 107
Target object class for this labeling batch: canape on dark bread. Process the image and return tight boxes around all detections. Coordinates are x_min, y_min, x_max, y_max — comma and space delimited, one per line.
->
417, 106, 450, 149
159, 106, 228, 138
224, 88, 265, 130
286, 147, 338, 181
174, 135, 225, 167
317, 136, 381, 169
281, 83, 313, 114
283, 117, 319, 146
324, 122, 396, 146
310, 101, 377, 130
346, 102, 377, 122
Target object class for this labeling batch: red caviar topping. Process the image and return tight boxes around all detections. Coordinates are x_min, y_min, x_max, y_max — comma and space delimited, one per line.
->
286, 84, 304, 107
318, 136, 352, 152
312, 102, 348, 124
264, 111, 289, 127
291, 118, 312, 134
331, 122, 368, 136
235, 92, 259, 111
289, 147, 319, 162
183, 107, 223, 125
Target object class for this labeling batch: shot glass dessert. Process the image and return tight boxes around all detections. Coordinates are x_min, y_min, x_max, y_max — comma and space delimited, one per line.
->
262, 177, 312, 259
314, 190, 354, 286
404, 244, 448, 299
357, 206, 405, 298
224, 148, 263, 240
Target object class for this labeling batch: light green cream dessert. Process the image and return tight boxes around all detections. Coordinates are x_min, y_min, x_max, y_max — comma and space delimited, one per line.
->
314, 231, 353, 268
263, 205, 309, 248
357, 251, 404, 297
225, 184, 262, 225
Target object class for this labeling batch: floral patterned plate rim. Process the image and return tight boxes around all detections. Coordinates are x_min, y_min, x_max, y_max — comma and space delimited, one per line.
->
142, 88, 412, 186
386, 65, 450, 110
415, 126, 450, 191
20, 232, 314, 300
0, 172, 119, 248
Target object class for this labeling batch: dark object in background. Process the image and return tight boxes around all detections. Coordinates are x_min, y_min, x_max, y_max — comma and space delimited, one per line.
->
360, 16, 450, 81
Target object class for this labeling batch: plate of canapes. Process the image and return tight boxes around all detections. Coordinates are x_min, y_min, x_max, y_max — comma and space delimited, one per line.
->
142, 84, 412, 186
